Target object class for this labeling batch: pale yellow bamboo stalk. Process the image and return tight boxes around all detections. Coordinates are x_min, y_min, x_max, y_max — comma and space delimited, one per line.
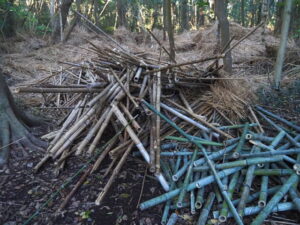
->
179, 91, 193, 113
47, 100, 83, 151
41, 130, 59, 141
75, 107, 110, 155
87, 108, 114, 155
49, 104, 97, 155
53, 120, 92, 159
91, 138, 118, 173
155, 72, 161, 174
109, 140, 132, 158
95, 143, 135, 205
110, 69, 139, 108
111, 104, 169, 191
119, 103, 142, 132
103, 157, 118, 178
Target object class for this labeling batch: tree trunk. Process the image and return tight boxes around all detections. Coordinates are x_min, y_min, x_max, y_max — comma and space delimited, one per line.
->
274, 0, 284, 34
51, 0, 73, 43
274, 0, 293, 90
180, 0, 189, 31
241, 0, 245, 26
165, 0, 175, 62
116, 0, 126, 27
0, 73, 46, 172
215, 0, 232, 74
163, 0, 167, 40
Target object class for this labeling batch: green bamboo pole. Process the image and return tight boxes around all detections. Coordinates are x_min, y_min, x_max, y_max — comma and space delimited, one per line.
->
164, 136, 223, 146
214, 202, 296, 219
256, 110, 300, 147
190, 173, 196, 214
250, 173, 299, 225
193, 156, 283, 172
272, 163, 300, 212
239, 148, 300, 158
193, 143, 238, 167
258, 163, 269, 208
255, 106, 300, 132
230, 186, 280, 207
142, 100, 244, 225
232, 123, 249, 158
177, 148, 199, 207
218, 123, 258, 130
243, 169, 294, 176
166, 213, 178, 225
237, 146, 260, 218
161, 156, 182, 225
196, 192, 215, 225
195, 172, 206, 209
172, 159, 191, 181
251, 141, 296, 164
219, 171, 240, 222
140, 167, 242, 210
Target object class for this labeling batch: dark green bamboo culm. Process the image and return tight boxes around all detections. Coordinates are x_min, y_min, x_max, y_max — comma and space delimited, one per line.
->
239, 148, 300, 158
214, 202, 296, 219
161, 156, 182, 225
195, 171, 206, 209
237, 146, 260, 218
193, 156, 283, 172
219, 171, 239, 222
258, 164, 269, 208
250, 173, 299, 225
197, 192, 215, 225
166, 213, 178, 225
230, 186, 280, 207
232, 123, 249, 158
256, 110, 300, 147
142, 100, 244, 225
249, 169, 294, 176
177, 148, 199, 207
255, 105, 300, 132
190, 173, 196, 214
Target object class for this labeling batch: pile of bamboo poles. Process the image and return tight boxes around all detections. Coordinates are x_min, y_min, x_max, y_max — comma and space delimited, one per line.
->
139, 105, 300, 225
18, 41, 300, 224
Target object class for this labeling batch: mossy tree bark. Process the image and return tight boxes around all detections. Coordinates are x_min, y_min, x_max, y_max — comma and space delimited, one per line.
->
0, 73, 47, 172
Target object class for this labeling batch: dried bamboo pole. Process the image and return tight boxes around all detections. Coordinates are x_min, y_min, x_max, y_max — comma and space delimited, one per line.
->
91, 137, 118, 173
95, 143, 134, 205
155, 72, 162, 174
14, 87, 105, 93
58, 165, 92, 211
160, 103, 219, 138
111, 104, 169, 191
75, 107, 110, 155
119, 103, 141, 132
110, 69, 139, 108
53, 120, 92, 159
150, 76, 157, 173
49, 104, 98, 155
103, 157, 118, 178
87, 108, 114, 155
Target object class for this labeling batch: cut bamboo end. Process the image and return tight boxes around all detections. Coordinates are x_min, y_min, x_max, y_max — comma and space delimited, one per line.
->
258, 200, 266, 208
218, 215, 227, 223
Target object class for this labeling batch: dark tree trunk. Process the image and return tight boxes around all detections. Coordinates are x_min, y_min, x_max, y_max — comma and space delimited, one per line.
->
215, 0, 232, 74
0, 73, 46, 172
241, 0, 245, 26
116, 0, 127, 27
180, 0, 189, 31
4, 0, 16, 37
51, 0, 74, 43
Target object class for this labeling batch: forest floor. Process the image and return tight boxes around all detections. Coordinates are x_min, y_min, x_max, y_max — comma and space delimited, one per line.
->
0, 24, 300, 225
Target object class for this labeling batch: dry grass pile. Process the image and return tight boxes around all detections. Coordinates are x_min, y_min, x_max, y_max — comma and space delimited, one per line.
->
193, 21, 298, 64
